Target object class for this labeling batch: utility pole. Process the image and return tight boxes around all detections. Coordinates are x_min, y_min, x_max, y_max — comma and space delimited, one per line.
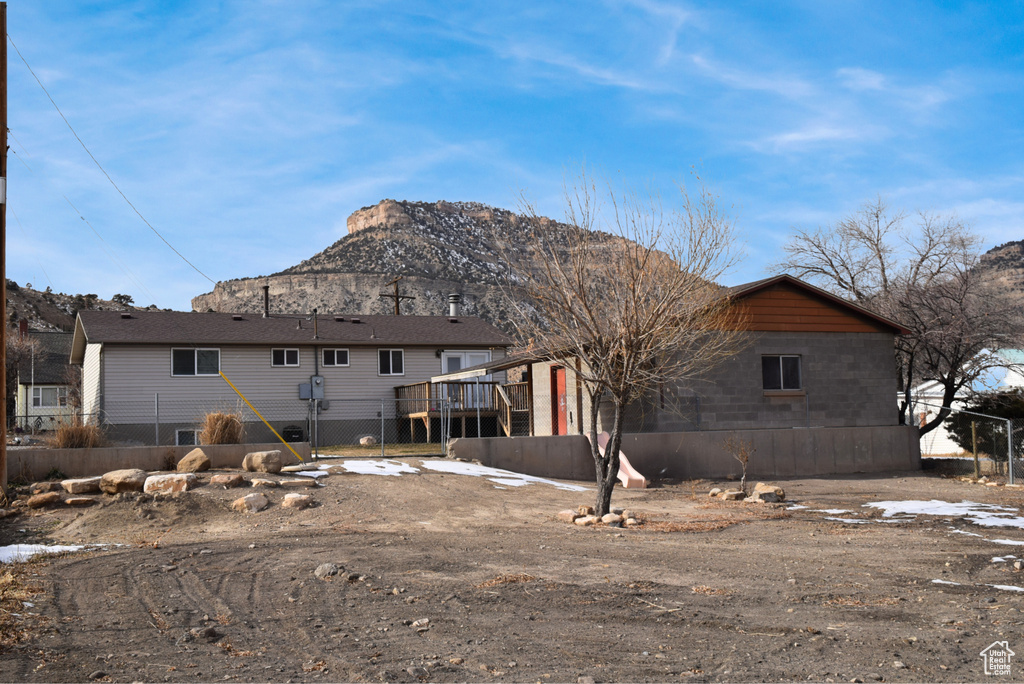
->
378, 276, 415, 315
1, 2, 9, 498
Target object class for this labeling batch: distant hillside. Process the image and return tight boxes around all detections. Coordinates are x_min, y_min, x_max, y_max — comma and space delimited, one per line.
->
977, 240, 1024, 293
4, 282, 146, 332
192, 199, 625, 334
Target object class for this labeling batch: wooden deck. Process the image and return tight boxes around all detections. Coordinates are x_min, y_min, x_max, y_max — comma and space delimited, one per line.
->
395, 381, 532, 440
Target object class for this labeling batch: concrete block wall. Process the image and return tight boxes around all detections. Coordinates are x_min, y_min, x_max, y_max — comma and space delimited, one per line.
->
7, 441, 310, 482
687, 331, 899, 431
449, 425, 920, 482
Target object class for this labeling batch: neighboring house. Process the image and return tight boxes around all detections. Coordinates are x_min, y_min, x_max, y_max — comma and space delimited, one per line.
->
70, 309, 510, 446
436, 274, 909, 436
15, 331, 75, 432
910, 349, 1024, 456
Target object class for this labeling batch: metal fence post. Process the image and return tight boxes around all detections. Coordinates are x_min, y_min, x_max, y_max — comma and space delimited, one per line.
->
154, 393, 159, 446
380, 400, 385, 458
1008, 418, 1015, 485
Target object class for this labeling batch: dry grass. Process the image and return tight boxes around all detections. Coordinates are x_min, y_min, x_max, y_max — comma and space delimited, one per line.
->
0, 565, 45, 647
48, 418, 104, 449
199, 412, 244, 445
824, 596, 901, 608
476, 573, 537, 588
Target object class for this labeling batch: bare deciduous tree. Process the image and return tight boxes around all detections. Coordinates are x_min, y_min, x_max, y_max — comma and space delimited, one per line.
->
775, 197, 1024, 434
499, 172, 744, 515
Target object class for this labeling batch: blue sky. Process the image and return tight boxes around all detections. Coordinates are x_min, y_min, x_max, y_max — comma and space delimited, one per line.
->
6, 1, 1024, 311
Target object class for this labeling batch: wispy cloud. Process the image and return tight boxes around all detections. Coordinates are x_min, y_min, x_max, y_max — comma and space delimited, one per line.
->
689, 54, 814, 99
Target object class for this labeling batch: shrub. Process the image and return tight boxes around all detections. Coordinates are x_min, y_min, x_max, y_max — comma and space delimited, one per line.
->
49, 418, 104, 449
199, 411, 244, 445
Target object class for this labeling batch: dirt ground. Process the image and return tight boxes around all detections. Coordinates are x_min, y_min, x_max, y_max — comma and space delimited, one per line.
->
0, 458, 1022, 683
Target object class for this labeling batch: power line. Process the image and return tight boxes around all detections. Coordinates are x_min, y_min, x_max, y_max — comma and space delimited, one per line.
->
8, 33, 216, 285
9, 143, 157, 304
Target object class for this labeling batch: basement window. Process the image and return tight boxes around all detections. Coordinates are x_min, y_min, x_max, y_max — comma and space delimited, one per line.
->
272, 348, 300, 367
762, 355, 801, 391
176, 429, 198, 446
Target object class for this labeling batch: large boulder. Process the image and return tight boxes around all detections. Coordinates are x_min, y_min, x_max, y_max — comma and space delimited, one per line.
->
242, 450, 282, 474
177, 448, 211, 473
100, 469, 148, 494
144, 473, 198, 495
751, 482, 785, 503
27, 492, 62, 508
61, 477, 102, 494
231, 493, 269, 513
210, 473, 246, 488
30, 482, 63, 495
282, 493, 313, 509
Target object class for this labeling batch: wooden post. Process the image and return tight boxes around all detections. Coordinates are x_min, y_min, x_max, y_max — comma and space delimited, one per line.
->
0, 2, 9, 498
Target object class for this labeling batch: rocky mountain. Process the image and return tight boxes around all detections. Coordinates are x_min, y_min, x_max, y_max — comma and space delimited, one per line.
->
191, 199, 622, 335
977, 240, 1024, 294
4, 282, 144, 333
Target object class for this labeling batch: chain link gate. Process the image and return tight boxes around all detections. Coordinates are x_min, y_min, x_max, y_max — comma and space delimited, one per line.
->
915, 401, 1017, 483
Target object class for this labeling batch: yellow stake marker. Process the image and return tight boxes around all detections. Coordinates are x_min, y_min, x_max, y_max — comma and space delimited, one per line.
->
219, 371, 305, 463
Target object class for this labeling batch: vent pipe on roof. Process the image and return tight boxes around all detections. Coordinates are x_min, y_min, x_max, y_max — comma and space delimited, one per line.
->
448, 293, 461, 317
262, 285, 270, 318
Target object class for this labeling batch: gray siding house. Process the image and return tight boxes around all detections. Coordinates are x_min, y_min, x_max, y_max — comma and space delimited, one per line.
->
70, 310, 510, 446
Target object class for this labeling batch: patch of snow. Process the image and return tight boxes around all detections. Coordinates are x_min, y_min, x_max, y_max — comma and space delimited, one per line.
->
989, 539, 1024, 546
991, 556, 1017, 563
867, 500, 1022, 530
786, 505, 808, 510
0, 544, 87, 564
419, 460, 588, 491
948, 527, 983, 537
824, 517, 871, 524
334, 460, 419, 477
813, 509, 852, 514
988, 584, 1024, 593
294, 471, 329, 479
931, 579, 961, 585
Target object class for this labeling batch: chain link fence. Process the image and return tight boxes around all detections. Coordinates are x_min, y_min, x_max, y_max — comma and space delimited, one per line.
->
915, 401, 1020, 483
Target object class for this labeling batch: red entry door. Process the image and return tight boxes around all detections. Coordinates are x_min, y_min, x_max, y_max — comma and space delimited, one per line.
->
551, 366, 567, 435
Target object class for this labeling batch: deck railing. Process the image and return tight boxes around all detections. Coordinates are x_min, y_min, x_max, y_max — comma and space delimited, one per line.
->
395, 381, 501, 415
496, 381, 531, 436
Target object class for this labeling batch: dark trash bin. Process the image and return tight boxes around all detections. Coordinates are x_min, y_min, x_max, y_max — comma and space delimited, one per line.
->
282, 425, 304, 442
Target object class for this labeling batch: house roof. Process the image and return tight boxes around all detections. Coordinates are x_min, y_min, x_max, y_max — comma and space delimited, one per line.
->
430, 274, 910, 383
17, 332, 74, 385
71, 310, 511, 364
722, 274, 911, 335
431, 349, 544, 382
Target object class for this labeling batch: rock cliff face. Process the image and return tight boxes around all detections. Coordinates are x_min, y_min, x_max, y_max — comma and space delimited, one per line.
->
978, 240, 1024, 293
191, 200, 613, 334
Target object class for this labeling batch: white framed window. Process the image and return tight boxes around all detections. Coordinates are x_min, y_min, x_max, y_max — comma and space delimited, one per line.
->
322, 348, 349, 367
32, 386, 67, 408
172, 348, 220, 376
762, 355, 802, 391
378, 349, 404, 376
272, 348, 300, 367
176, 429, 198, 446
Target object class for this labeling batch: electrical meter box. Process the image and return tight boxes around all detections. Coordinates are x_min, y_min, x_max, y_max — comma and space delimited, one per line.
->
310, 375, 325, 399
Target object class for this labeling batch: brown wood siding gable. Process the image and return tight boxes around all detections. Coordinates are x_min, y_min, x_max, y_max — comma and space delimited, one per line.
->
731, 283, 890, 333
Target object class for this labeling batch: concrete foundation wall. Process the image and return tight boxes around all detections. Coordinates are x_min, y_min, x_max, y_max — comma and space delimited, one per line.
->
8, 441, 310, 482
449, 425, 920, 481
